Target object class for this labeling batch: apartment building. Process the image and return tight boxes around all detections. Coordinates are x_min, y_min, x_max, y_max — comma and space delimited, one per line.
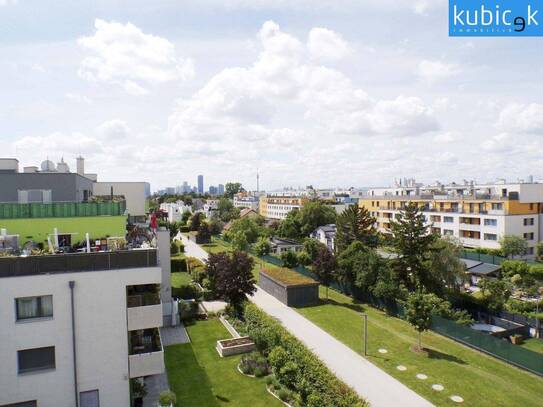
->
0, 249, 165, 407
259, 194, 308, 220
360, 180, 543, 256
159, 200, 192, 223
233, 194, 260, 212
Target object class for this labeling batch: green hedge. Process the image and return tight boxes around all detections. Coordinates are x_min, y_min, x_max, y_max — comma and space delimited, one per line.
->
171, 257, 187, 272
172, 285, 200, 300
242, 303, 367, 407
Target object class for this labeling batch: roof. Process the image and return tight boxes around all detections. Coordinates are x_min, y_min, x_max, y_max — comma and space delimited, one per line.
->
239, 208, 259, 218
461, 259, 501, 275
270, 237, 303, 246
314, 224, 336, 233
261, 268, 317, 286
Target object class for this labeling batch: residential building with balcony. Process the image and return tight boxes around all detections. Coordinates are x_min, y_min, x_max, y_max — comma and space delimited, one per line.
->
233, 194, 260, 212
360, 180, 543, 257
259, 194, 308, 220
0, 249, 165, 407
159, 200, 192, 223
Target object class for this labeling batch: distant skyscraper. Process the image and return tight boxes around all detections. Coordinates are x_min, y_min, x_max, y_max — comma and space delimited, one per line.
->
209, 185, 218, 195
218, 184, 225, 195
197, 175, 204, 194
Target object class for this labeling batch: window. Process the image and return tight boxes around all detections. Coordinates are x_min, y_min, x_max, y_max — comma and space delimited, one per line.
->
15, 295, 53, 321
443, 229, 454, 236
527, 247, 535, 255
18, 346, 55, 374
491, 203, 503, 210
524, 233, 534, 240
443, 216, 454, 223
80, 390, 100, 407
484, 233, 497, 241
484, 219, 497, 226
523, 218, 535, 226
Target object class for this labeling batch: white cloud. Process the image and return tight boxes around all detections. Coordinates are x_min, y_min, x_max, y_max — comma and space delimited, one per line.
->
480, 133, 513, 153
65, 93, 93, 104
96, 119, 130, 140
417, 59, 462, 84
412, 0, 441, 15
308, 27, 351, 61
78, 19, 194, 95
0, 0, 18, 5
433, 131, 457, 143
497, 103, 543, 134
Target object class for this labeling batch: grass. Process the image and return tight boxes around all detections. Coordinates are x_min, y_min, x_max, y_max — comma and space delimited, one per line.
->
171, 271, 192, 287
261, 267, 317, 286
519, 337, 543, 354
296, 287, 543, 407
164, 319, 282, 407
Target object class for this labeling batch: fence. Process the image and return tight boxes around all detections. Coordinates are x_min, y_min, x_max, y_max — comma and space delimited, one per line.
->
0, 201, 127, 219
460, 250, 506, 266
254, 252, 543, 376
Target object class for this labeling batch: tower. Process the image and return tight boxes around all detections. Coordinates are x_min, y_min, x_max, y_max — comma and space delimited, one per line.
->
197, 175, 204, 194
256, 168, 260, 192
76, 156, 85, 176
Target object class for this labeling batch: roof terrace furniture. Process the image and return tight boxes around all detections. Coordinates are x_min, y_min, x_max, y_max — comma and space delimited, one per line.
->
259, 268, 319, 307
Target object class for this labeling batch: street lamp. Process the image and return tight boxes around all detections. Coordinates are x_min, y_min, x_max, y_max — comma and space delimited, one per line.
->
536, 287, 543, 338
362, 313, 368, 356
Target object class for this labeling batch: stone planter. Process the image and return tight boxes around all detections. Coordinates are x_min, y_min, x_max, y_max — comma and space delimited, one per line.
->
216, 336, 256, 357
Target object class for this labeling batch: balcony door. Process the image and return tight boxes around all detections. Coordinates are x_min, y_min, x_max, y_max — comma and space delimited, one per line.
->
80, 390, 99, 407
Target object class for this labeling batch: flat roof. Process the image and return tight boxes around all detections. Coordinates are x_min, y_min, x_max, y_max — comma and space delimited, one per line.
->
461, 259, 501, 275
261, 268, 317, 286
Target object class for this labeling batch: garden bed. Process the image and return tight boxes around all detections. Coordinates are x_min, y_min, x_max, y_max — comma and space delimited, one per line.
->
216, 336, 256, 357
259, 268, 319, 307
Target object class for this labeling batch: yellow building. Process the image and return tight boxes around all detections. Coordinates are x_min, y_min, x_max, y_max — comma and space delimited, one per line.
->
259, 195, 308, 220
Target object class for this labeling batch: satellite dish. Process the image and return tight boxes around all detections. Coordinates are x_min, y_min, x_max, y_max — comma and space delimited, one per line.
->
40, 160, 56, 172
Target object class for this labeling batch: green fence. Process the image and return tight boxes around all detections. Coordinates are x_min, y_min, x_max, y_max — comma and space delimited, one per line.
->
0, 201, 126, 219
255, 251, 543, 376
460, 250, 506, 265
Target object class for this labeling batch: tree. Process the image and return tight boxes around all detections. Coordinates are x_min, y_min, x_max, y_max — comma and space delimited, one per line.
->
336, 241, 381, 293
208, 251, 256, 313
297, 201, 337, 237
479, 279, 512, 314
181, 210, 192, 225
280, 251, 299, 268
335, 205, 378, 253
231, 230, 249, 251
302, 238, 328, 263
208, 219, 224, 235
225, 182, 244, 199
217, 197, 240, 222
390, 203, 436, 292
189, 212, 204, 231
277, 210, 302, 240
425, 237, 467, 294
500, 235, 528, 259
224, 217, 266, 244
197, 222, 211, 243
253, 237, 272, 257
405, 291, 434, 350
536, 242, 543, 262
312, 247, 336, 300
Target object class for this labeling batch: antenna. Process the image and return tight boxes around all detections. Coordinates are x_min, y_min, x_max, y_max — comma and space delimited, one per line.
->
256, 168, 260, 192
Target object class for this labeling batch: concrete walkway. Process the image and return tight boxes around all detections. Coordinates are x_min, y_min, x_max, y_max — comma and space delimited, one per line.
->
161, 323, 190, 346
179, 235, 433, 406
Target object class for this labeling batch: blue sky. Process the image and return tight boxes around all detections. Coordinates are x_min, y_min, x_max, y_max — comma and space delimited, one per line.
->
1, 0, 542, 191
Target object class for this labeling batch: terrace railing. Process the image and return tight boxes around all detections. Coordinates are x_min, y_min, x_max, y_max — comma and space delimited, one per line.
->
0, 249, 157, 277
0, 201, 127, 219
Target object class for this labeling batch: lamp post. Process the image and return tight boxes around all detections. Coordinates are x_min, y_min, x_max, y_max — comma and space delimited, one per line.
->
362, 313, 368, 356
537, 287, 543, 338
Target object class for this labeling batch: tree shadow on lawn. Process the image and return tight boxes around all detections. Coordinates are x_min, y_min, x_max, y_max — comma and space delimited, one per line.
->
424, 347, 467, 365
296, 297, 369, 314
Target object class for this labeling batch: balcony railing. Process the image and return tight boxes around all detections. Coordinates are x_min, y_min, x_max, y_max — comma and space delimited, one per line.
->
129, 328, 164, 378
0, 249, 158, 278
127, 292, 160, 308
0, 201, 127, 219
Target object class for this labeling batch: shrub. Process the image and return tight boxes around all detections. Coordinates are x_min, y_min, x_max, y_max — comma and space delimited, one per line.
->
171, 257, 187, 272
170, 241, 179, 255
179, 225, 190, 233
172, 284, 199, 300
158, 390, 177, 406
277, 388, 291, 402
242, 303, 367, 406
265, 375, 275, 386
280, 251, 299, 268
254, 366, 267, 377
240, 362, 252, 375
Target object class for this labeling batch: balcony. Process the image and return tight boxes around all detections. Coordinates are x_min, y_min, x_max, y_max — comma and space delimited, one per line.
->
459, 223, 480, 231
129, 328, 165, 378
127, 285, 162, 331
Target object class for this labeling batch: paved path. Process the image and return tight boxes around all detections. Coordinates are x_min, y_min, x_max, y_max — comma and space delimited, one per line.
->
178, 233, 209, 261
179, 235, 433, 407
161, 323, 190, 346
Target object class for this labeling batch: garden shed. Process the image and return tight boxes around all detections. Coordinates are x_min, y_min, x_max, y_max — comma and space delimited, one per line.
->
259, 268, 319, 307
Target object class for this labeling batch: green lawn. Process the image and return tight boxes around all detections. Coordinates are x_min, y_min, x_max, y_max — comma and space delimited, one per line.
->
296, 287, 543, 407
171, 271, 192, 287
164, 319, 282, 407
520, 337, 543, 354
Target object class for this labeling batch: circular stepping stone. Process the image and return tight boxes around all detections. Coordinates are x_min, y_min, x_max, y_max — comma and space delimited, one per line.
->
450, 395, 464, 403
378, 348, 388, 354
432, 384, 444, 391
396, 365, 407, 371
416, 373, 428, 380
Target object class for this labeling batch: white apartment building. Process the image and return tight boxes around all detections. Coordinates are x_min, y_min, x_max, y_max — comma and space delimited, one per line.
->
361, 180, 543, 256
93, 181, 149, 222
259, 194, 307, 220
0, 247, 169, 407
160, 201, 192, 223
233, 195, 259, 212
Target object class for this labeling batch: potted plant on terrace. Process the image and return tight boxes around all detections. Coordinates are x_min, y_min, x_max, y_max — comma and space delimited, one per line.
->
158, 390, 176, 407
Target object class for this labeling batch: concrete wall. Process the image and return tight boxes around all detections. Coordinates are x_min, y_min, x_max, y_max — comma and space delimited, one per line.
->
127, 303, 163, 331
93, 182, 147, 218
0, 215, 127, 246
259, 273, 319, 307
0, 266, 161, 407
0, 173, 94, 203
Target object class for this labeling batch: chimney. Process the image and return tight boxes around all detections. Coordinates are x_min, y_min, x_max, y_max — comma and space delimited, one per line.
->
76, 156, 84, 175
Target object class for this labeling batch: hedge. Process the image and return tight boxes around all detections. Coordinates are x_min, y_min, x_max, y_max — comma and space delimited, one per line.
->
242, 303, 367, 407
171, 257, 187, 272
172, 284, 200, 300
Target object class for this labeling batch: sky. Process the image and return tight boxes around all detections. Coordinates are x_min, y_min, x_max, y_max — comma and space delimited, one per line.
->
1, 0, 543, 192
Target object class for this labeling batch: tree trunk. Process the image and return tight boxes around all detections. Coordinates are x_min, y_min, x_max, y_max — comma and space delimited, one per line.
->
326, 286, 329, 301
418, 331, 422, 350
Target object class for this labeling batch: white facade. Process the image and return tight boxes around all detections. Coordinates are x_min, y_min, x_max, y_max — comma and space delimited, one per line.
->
233, 196, 259, 211
93, 182, 147, 218
160, 201, 192, 223
0, 264, 163, 407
